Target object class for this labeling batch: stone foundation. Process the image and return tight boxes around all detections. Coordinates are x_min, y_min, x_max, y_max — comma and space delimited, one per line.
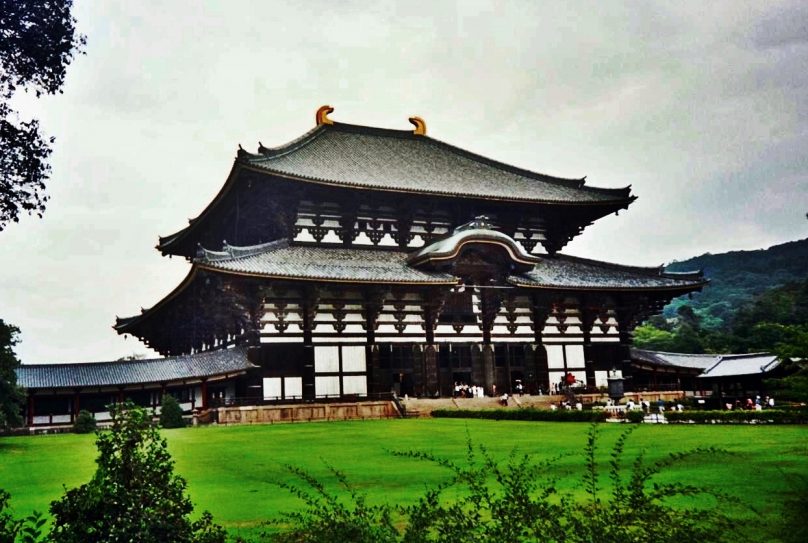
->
216, 401, 398, 425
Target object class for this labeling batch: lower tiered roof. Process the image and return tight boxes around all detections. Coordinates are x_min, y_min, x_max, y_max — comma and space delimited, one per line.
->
116, 224, 708, 356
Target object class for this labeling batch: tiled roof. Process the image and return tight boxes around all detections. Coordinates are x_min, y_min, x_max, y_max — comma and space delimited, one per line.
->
16, 347, 253, 390
700, 354, 781, 378
409, 218, 540, 270
194, 240, 704, 291
631, 349, 781, 378
509, 254, 707, 290
196, 239, 457, 284
631, 349, 720, 370
240, 122, 633, 204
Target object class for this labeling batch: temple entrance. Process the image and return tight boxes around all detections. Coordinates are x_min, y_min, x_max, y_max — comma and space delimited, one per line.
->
439, 344, 474, 396
393, 372, 414, 397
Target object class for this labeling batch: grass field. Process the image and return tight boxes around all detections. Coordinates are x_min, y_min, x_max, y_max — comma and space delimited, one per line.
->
1, 419, 807, 540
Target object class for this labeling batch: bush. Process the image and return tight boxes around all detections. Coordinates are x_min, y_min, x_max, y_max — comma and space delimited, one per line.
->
268, 425, 750, 543
431, 407, 608, 422
665, 409, 808, 424
160, 394, 185, 428
625, 409, 645, 423
1, 489, 47, 543
49, 401, 225, 543
72, 410, 96, 434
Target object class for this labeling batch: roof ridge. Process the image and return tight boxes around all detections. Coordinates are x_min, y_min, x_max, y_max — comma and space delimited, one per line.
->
555, 253, 666, 276
196, 239, 290, 262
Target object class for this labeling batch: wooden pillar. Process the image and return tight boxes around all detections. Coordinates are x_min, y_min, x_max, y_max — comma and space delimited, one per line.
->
27, 394, 35, 426
301, 288, 319, 402
423, 345, 438, 396
363, 289, 384, 395
481, 344, 495, 396
411, 345, 424, 397
615, 298, 640, 391
580, 302, 597, 387
422, 289, 444, 397
201, 379, 209, 410
479, 289, 500, 396
73, 390, 81, 422
531, 294, 552, 394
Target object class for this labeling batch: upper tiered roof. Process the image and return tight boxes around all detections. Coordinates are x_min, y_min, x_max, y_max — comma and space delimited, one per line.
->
239, 121, 632, 204
157, 107, 636, 257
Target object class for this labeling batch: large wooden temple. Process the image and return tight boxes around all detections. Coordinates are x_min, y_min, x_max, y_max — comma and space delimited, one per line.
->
18, 106, 708, 425
119, 106, 705, 400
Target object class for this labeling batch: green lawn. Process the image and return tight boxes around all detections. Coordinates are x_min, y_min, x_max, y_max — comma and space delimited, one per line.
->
1, 419, 807, 540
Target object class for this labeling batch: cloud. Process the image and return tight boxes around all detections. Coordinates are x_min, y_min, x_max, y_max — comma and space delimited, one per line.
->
2, 0, 806, 363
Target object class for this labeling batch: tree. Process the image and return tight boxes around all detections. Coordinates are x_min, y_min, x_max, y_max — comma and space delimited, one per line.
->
49, 402, 226, 543
0, 319, 24, 430
159, 394, 186, 429
0, 0, 86, 230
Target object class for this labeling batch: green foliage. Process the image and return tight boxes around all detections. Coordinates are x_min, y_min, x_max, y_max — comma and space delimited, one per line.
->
0, 319, 24, 430
71, 410, 95, 434
665, 409, 808, 424
0, 0, 86, 230
267, 426, 749, 543
160, 394, 186, 428
664, 238, 808, 329
637, 278, 808, 357
269, 465, 399, 543
765, 360, 808, 402
0, 490, 46, 543
49, 401, 225, 543
431, 408, 609, 422
625, 410, 645, 423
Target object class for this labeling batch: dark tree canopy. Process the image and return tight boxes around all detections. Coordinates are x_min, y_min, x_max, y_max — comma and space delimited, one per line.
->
0, 0, 86, 231
0, 319, 24, 429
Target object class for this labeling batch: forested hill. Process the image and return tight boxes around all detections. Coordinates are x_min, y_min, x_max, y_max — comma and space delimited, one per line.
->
663, 237, 808, 328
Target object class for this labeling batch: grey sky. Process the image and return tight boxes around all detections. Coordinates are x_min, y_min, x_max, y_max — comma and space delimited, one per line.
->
1, 0, 806, 364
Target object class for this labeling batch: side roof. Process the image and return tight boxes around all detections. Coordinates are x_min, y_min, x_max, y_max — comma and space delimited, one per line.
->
700, 353, 781, 378
631, 349, 782, 378
16, 347, 254, 390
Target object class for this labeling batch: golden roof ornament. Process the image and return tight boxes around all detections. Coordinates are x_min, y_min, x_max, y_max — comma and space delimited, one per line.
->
408, 116, 426, 136
316, 105, 334, 126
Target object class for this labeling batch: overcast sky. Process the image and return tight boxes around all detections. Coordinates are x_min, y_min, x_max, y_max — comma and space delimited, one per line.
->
2, 0, 806, 364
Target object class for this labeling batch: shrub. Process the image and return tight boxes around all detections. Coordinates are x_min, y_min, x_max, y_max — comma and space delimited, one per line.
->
0, 490, 47, 543
72, 410, 96, 434
665, 409, 808, 424
268, 425, 750, 543
160, 394, 186, 428
49, 401, 225, 543
625, 409, 645, 423
431, 407, 609, 422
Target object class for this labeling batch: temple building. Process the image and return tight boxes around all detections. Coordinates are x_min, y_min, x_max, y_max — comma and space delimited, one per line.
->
18, 106, 708, 425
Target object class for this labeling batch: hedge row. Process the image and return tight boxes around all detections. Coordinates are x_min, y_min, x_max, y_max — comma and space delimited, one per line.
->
664, 409, 808, 424
431, 408, 609, 422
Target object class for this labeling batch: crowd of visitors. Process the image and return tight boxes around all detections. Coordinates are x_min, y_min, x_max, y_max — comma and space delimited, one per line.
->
453, 382, 485, 398
725, 395, 775, 410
